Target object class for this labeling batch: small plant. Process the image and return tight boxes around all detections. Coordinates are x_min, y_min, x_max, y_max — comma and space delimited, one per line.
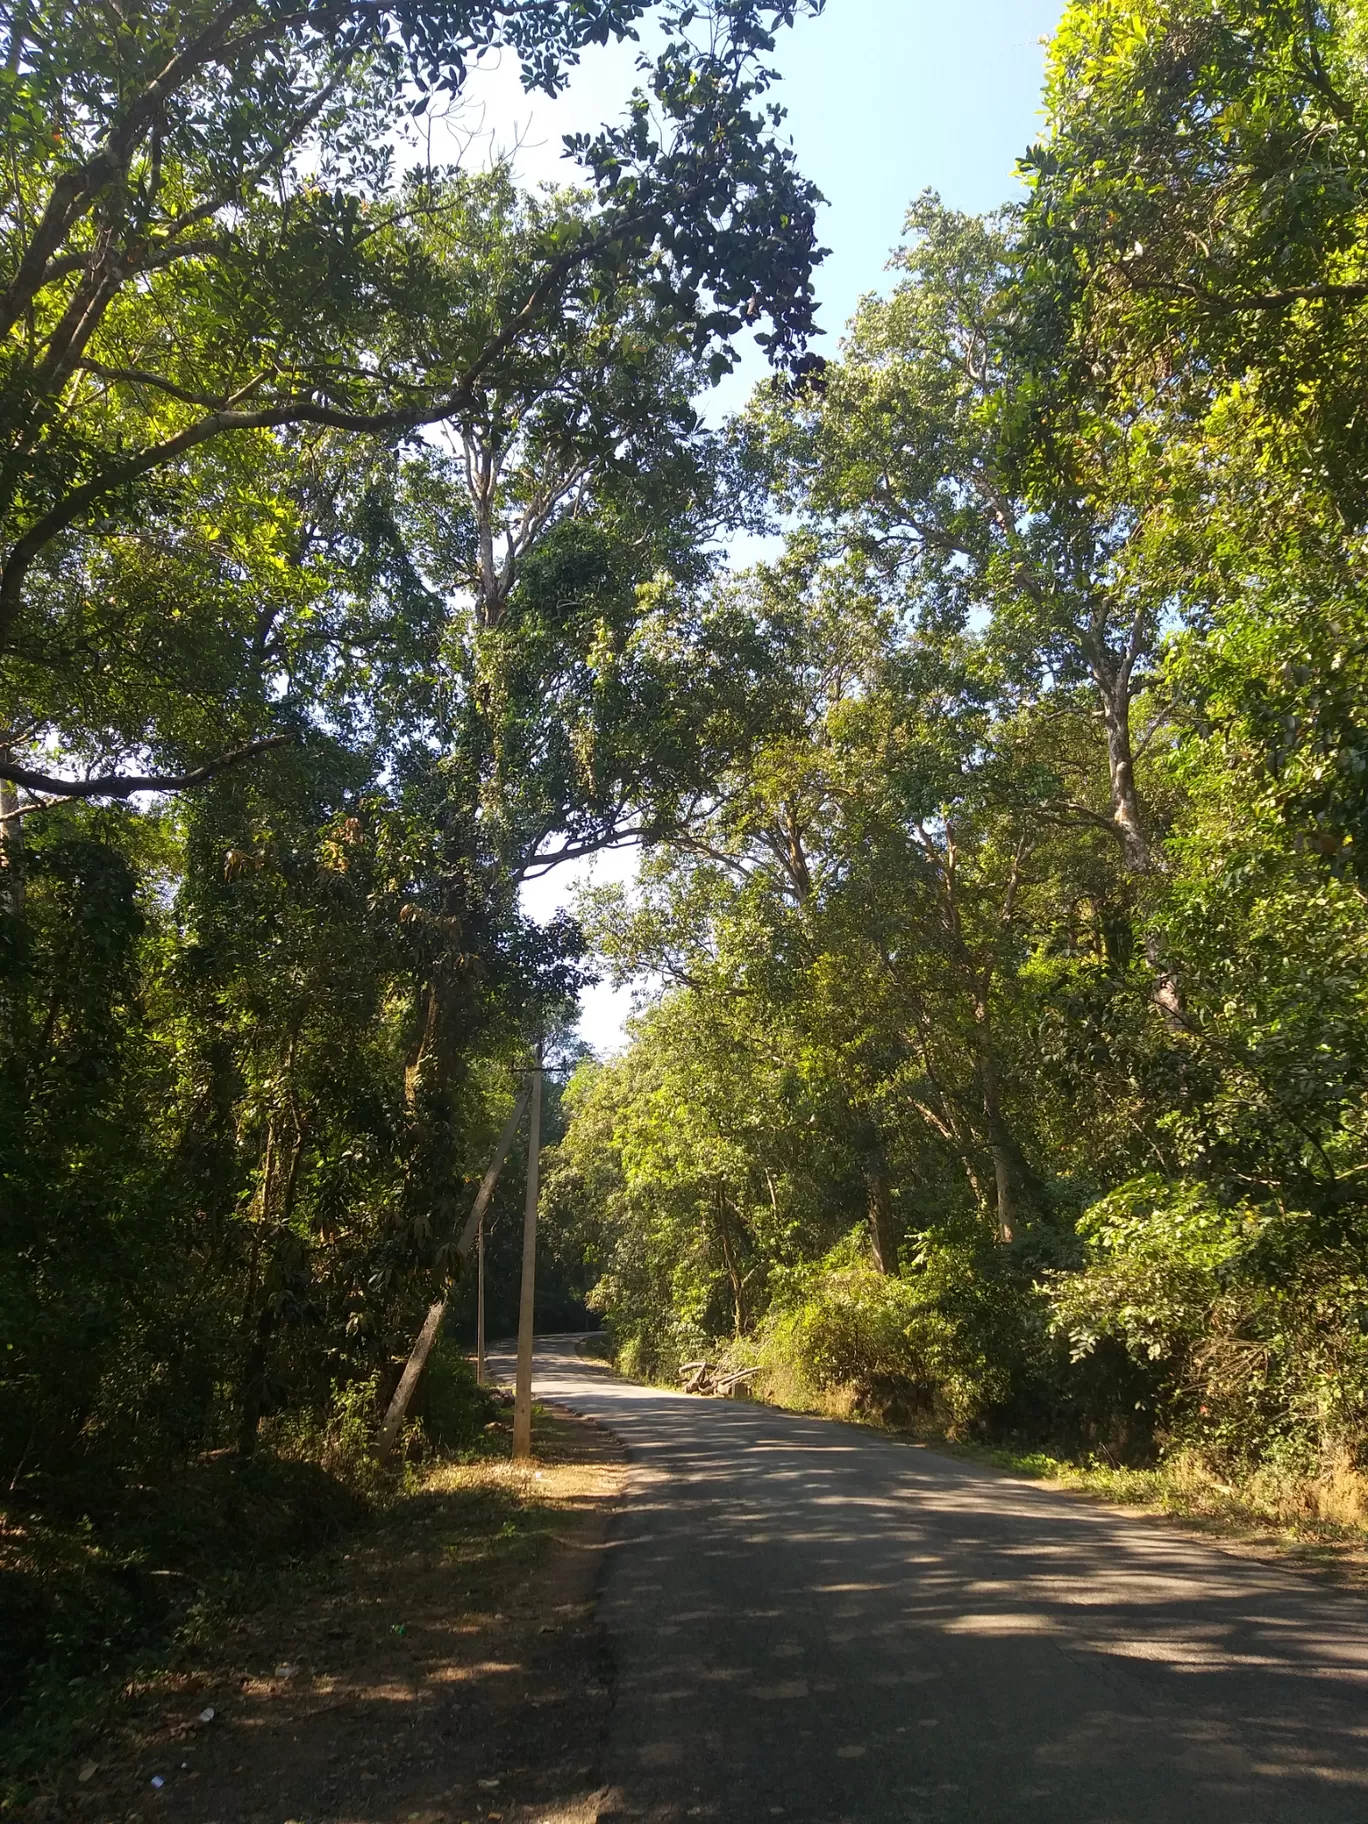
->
424, 1345, 498, 1457
264, 1375, 387, 1496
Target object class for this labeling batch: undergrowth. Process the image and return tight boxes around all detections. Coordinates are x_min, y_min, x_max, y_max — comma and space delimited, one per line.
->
609, 1240, 1368, 1557
0, 1343, 497, 1809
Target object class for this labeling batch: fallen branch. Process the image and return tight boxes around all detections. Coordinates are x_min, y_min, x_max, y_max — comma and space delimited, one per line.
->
678, 1361, 762, 1396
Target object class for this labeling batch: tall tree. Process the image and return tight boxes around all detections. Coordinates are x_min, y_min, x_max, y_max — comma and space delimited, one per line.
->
750, 198, 1182, 996
0, 0, 824, 803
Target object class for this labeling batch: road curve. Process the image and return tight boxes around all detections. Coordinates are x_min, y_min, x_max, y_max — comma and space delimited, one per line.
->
501, 1337, 1368, 1824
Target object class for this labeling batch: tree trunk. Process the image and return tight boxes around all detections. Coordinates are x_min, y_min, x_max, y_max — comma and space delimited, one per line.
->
236, 1096, 307, 1462
512, 1059, 543, 1462
973, 998, 1031, 1243
379, 1299, 446, 1457
0, 771, 23, 918
981, 1073, 1017, 1243
716, 1193, 747, 1331
379, 1081, 533, 1455
858, 1130, 898, 1273
1099, 672, 1154, 876
236, 1300, 276, 1462
403, 978, 444, 1109
1095, 656, 1184, 1023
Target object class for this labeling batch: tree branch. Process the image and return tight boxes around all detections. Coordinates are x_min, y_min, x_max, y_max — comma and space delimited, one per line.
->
78, 358, 264, 410
515, 823, 646, 880
0, 0, 259, 340
0, 733, 295, 800
1139, 273, 1368, 314
0, 194, 670, 646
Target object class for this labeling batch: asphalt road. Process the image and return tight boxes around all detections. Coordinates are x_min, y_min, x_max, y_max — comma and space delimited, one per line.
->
501, 1337, 1368, 1824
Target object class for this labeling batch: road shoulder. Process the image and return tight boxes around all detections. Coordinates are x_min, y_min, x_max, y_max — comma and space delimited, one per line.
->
46, 1406, 625, 1824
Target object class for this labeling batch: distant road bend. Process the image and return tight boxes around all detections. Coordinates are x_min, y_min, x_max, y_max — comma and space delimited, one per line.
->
508, 1338, 1368, 1824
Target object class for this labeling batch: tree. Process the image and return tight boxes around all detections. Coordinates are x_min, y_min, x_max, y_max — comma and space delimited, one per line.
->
0, 77, 826, 1480
1022, 0, 1368, 888
751, 199, 1181, 921
548, 3, 1368, 1507
581, 562, 1081, 1254
1022, 0, 1368, 514
0, 0, 824, 803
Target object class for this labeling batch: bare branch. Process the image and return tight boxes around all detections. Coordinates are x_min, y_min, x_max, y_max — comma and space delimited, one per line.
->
78, 358, 263, 410
516, 824, 647, 880
0, 733, 295, 800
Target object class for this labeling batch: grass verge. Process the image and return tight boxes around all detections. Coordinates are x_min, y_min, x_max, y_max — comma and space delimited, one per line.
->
624, 1342, 1368, 1588
914, 1440, 1368, 1588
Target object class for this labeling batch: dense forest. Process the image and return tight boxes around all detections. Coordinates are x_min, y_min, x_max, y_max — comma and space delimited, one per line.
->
544, 0, 1368, 1521
0, 0, 824, 1496
4, 0, 1368, 1707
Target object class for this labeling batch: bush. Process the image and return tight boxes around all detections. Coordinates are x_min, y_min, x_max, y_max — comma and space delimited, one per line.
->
0, 1451, 370, 1770
264, 1373, 390, 1497
1048, 1175, 1368, 1479
613, 1315, 710, 1388
731, 1226, 1050, 1436
423, 1344, 497, 1454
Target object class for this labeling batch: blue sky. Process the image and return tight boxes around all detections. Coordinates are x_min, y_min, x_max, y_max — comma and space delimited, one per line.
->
454, 0, 1064, 1048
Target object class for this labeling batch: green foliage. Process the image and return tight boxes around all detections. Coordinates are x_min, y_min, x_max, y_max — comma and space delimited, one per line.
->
0, 28, 838, 1770
734, 1228, 1040, 1434
1052, 1177, 1249, 1366
1051, 1176, 1368, 1475
551, 1, 1368, 1521
423, 1345, 500, 1457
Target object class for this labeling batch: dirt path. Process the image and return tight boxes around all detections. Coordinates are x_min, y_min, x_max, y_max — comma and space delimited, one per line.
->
57, 1408, 624, 1824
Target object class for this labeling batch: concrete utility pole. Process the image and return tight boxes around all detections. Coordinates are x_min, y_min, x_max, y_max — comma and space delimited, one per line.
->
511, 1049, 543, 1462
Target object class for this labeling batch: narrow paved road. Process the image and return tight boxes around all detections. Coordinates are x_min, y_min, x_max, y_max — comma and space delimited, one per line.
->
503, 1338, 1368, 1824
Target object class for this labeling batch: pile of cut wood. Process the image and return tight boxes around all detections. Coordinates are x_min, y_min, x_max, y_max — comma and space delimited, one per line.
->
678, 1360, 762, 1397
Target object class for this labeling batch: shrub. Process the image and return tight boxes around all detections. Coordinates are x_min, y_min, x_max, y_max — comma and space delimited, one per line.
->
264, 1374, 388, 1496
424, 1344, 497, 1454
733, 1226, 1050, 1435
1048, 1175, 1368, 1478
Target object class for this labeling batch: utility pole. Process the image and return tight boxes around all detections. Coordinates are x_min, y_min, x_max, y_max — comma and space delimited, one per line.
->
476, 1211, 486, 1387
511, 1047, 543, 1462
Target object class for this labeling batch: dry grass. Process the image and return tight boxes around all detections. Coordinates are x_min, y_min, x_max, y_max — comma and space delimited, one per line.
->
5, 1401, 625, 1820
422, 1440, 622, 1511
704, 1347, 1368, 1587
937, 1441, 1368, 1591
